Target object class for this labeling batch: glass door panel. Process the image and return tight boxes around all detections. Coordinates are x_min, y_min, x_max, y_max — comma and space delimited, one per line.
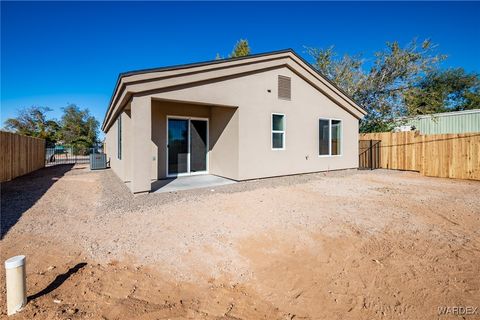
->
190, 120, 207, 172
168, 119, 189, 175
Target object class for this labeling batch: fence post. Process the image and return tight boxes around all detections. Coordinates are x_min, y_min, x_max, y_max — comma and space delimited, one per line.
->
368, 139, 373, 170
377, 140, 380, 169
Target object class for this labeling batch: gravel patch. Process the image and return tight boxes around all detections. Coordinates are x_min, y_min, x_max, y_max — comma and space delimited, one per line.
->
2, 165, 479, 282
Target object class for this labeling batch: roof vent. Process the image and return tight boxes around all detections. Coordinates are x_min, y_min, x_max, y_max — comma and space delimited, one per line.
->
278, 75, 291, 100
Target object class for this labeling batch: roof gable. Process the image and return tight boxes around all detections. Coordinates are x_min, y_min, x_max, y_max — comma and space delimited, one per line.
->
102, 49, 366, 131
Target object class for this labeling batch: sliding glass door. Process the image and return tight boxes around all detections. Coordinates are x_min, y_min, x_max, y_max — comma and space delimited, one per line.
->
190, 120, 208, 172
167, 117, 208, 176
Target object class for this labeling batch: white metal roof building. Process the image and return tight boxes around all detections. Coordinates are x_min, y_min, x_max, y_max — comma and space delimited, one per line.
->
406, 109, 480, 134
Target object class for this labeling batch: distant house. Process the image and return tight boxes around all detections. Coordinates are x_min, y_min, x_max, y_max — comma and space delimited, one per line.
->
401, 109, 480, 134
102, 49, 367, 193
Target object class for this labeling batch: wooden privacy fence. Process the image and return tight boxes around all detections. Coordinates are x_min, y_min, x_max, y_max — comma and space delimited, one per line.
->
1, 131, 45, 182
359, 139, 381, 170
360, 131, 480, 180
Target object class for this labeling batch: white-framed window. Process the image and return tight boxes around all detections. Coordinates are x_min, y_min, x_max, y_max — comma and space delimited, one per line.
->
272, 113, 285, 150
319, 118, 342, 156
117, 116, 122, 160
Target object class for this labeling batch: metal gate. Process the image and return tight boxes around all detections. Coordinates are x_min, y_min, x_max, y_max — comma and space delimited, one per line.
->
359, 139, 381, 170
45, 146, 90, 166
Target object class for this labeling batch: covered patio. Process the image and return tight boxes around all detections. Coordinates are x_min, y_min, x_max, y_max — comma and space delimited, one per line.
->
116, 98, 239, 193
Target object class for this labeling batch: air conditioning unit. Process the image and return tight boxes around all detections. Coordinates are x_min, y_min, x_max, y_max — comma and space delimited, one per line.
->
90, 153, 107, 170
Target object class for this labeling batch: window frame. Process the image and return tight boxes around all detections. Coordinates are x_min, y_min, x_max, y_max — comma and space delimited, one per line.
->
318, 118, 342, 157
271, 113, 286, 150
117, 116, 122, 160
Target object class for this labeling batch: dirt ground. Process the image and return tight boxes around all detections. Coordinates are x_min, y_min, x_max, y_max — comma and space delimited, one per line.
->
1, 165, 479, 319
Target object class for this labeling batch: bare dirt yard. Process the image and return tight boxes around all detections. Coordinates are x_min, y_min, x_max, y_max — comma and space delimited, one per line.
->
1, 165, 479, 319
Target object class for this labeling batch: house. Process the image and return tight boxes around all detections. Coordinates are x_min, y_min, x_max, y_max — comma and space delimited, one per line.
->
399, 109, 480, 134
102, 49, 367, 193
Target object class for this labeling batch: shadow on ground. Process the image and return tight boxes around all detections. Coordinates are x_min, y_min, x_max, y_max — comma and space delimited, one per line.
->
0, 164, 74, 239
150, 178, 176, 192
28, 262, 87, 302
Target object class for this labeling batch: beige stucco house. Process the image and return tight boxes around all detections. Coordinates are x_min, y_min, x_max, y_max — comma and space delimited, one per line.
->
102, 49, 366, 193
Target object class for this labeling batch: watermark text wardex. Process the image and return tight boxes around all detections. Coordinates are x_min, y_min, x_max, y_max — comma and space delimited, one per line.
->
438, 306, 478, 316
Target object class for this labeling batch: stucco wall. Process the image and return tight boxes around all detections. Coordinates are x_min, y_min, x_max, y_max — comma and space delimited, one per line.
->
147, 66, 359, 181
209, 106, 239, 179
105, 114, 121, 180
123, 109, 132, 182
237, 68, 359, 179
104, 108, 131, 182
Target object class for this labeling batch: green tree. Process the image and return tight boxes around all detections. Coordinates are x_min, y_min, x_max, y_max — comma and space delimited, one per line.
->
306, 39, 446, 132
405, 68, 480, 115
229, 39, 251, 58
3, 106, 59, 146
305, 46, 365, 97
57, 104, 99, 153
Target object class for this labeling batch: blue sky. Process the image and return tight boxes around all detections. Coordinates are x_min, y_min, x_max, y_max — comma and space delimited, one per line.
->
2, 1, 479, 136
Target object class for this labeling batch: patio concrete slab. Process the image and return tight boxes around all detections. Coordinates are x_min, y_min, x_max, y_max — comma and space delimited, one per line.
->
151, 174, 236, 193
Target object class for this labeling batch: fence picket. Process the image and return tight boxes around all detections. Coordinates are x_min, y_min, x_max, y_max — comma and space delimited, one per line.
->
0, 131, 45, 182
360, 131, 480, 180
